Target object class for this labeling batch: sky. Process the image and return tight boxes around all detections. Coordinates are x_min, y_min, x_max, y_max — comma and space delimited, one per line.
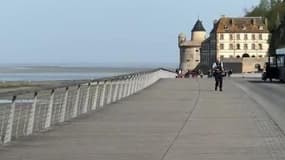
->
0, 0, 260, 67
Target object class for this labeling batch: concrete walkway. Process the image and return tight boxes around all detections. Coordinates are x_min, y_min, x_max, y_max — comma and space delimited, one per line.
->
1, 79, 285, 160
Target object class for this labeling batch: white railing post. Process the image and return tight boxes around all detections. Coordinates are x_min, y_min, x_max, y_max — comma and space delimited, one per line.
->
72, 85, 81, 118
3, 96, 16, 144
60, 87, 69, 123
118, 80, 124, 100
26, 92, 38, 135
99, 81, 107, 108
82, 83, 91, 114
123, 78, 129, 98
135, 75, 140, 92
127, 77, 133, 96
112, 80, 119, 102
91, 82, 99, 110
133, 75, 138, 93
107, 80, 113, 104
45, 89, 55, 129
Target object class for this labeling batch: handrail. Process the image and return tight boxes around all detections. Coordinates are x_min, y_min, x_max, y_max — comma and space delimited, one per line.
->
0, 68, 176, 144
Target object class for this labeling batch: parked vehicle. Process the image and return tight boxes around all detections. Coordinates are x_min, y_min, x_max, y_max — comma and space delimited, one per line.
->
262, 49, 285, 82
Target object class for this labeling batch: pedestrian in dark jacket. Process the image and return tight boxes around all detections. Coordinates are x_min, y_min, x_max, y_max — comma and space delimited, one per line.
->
212, 60, 224, 91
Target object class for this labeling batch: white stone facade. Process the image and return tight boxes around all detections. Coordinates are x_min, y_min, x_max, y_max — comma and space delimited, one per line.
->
217, 33, 270, 58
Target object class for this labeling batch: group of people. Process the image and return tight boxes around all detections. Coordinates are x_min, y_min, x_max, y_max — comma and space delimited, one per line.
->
176, 59, 232, 92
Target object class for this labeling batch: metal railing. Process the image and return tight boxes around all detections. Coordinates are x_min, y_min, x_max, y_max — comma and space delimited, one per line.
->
0, 68, 176, 144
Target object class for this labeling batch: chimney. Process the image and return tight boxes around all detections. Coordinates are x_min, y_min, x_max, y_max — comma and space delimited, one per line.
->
251, 18, 256, 25
229, 19, 234, 25
264, 18, 268, 27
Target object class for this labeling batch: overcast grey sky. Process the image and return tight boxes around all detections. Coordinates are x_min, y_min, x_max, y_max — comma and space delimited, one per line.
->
0, 0, 259, 66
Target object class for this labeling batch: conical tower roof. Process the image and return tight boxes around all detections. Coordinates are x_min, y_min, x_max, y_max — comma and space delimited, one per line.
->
191, 20, 206, 32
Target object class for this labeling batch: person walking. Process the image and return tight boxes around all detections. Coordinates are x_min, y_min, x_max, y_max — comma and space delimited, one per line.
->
212, 60, 224, 91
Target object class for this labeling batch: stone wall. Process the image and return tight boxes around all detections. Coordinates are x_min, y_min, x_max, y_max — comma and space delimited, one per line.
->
222, 57, 266, 73
242, 57, 266, 73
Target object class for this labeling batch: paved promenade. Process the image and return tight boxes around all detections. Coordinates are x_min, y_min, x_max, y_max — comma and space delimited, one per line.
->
1, 78, 285, 160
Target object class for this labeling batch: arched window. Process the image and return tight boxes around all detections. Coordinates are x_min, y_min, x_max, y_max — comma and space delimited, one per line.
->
242, 53, 250, 58
236, 55, 241, 58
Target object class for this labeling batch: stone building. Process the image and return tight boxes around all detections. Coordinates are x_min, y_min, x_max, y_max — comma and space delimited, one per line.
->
200, 16, 270, 73
178, 20, 206, 73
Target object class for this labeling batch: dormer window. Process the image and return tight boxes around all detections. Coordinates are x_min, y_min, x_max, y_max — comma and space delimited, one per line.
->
224, 25, 229, 30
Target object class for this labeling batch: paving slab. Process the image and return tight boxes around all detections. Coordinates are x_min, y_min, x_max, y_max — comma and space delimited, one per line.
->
1, 78, 285, 160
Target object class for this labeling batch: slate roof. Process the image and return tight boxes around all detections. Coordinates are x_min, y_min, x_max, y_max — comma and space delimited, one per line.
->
192, 20, 206, 32
212, 17, 269, 33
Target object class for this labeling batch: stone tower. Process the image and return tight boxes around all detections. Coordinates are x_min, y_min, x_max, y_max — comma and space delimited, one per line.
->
178, 20, 206, 73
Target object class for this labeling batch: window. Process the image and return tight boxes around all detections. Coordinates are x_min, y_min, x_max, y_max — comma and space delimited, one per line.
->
220, 34, 224, 40
244, 34, 248, 40
220, 44, 224, 50
259, 34, 263, 40
244, 44, 248, 50
236, 44, 241, 50
230, 34, 233, 40
237, 34, 240, 40
252, 34, 256, 40
242, 53, 250, 58
236, 55, 241, 58
259, 26, 264, 30
258, 44, 263, 50
186, 59, 190, 62
252, 44, 256, 50
229, 44, 234, 50
224, 25, 229, 30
